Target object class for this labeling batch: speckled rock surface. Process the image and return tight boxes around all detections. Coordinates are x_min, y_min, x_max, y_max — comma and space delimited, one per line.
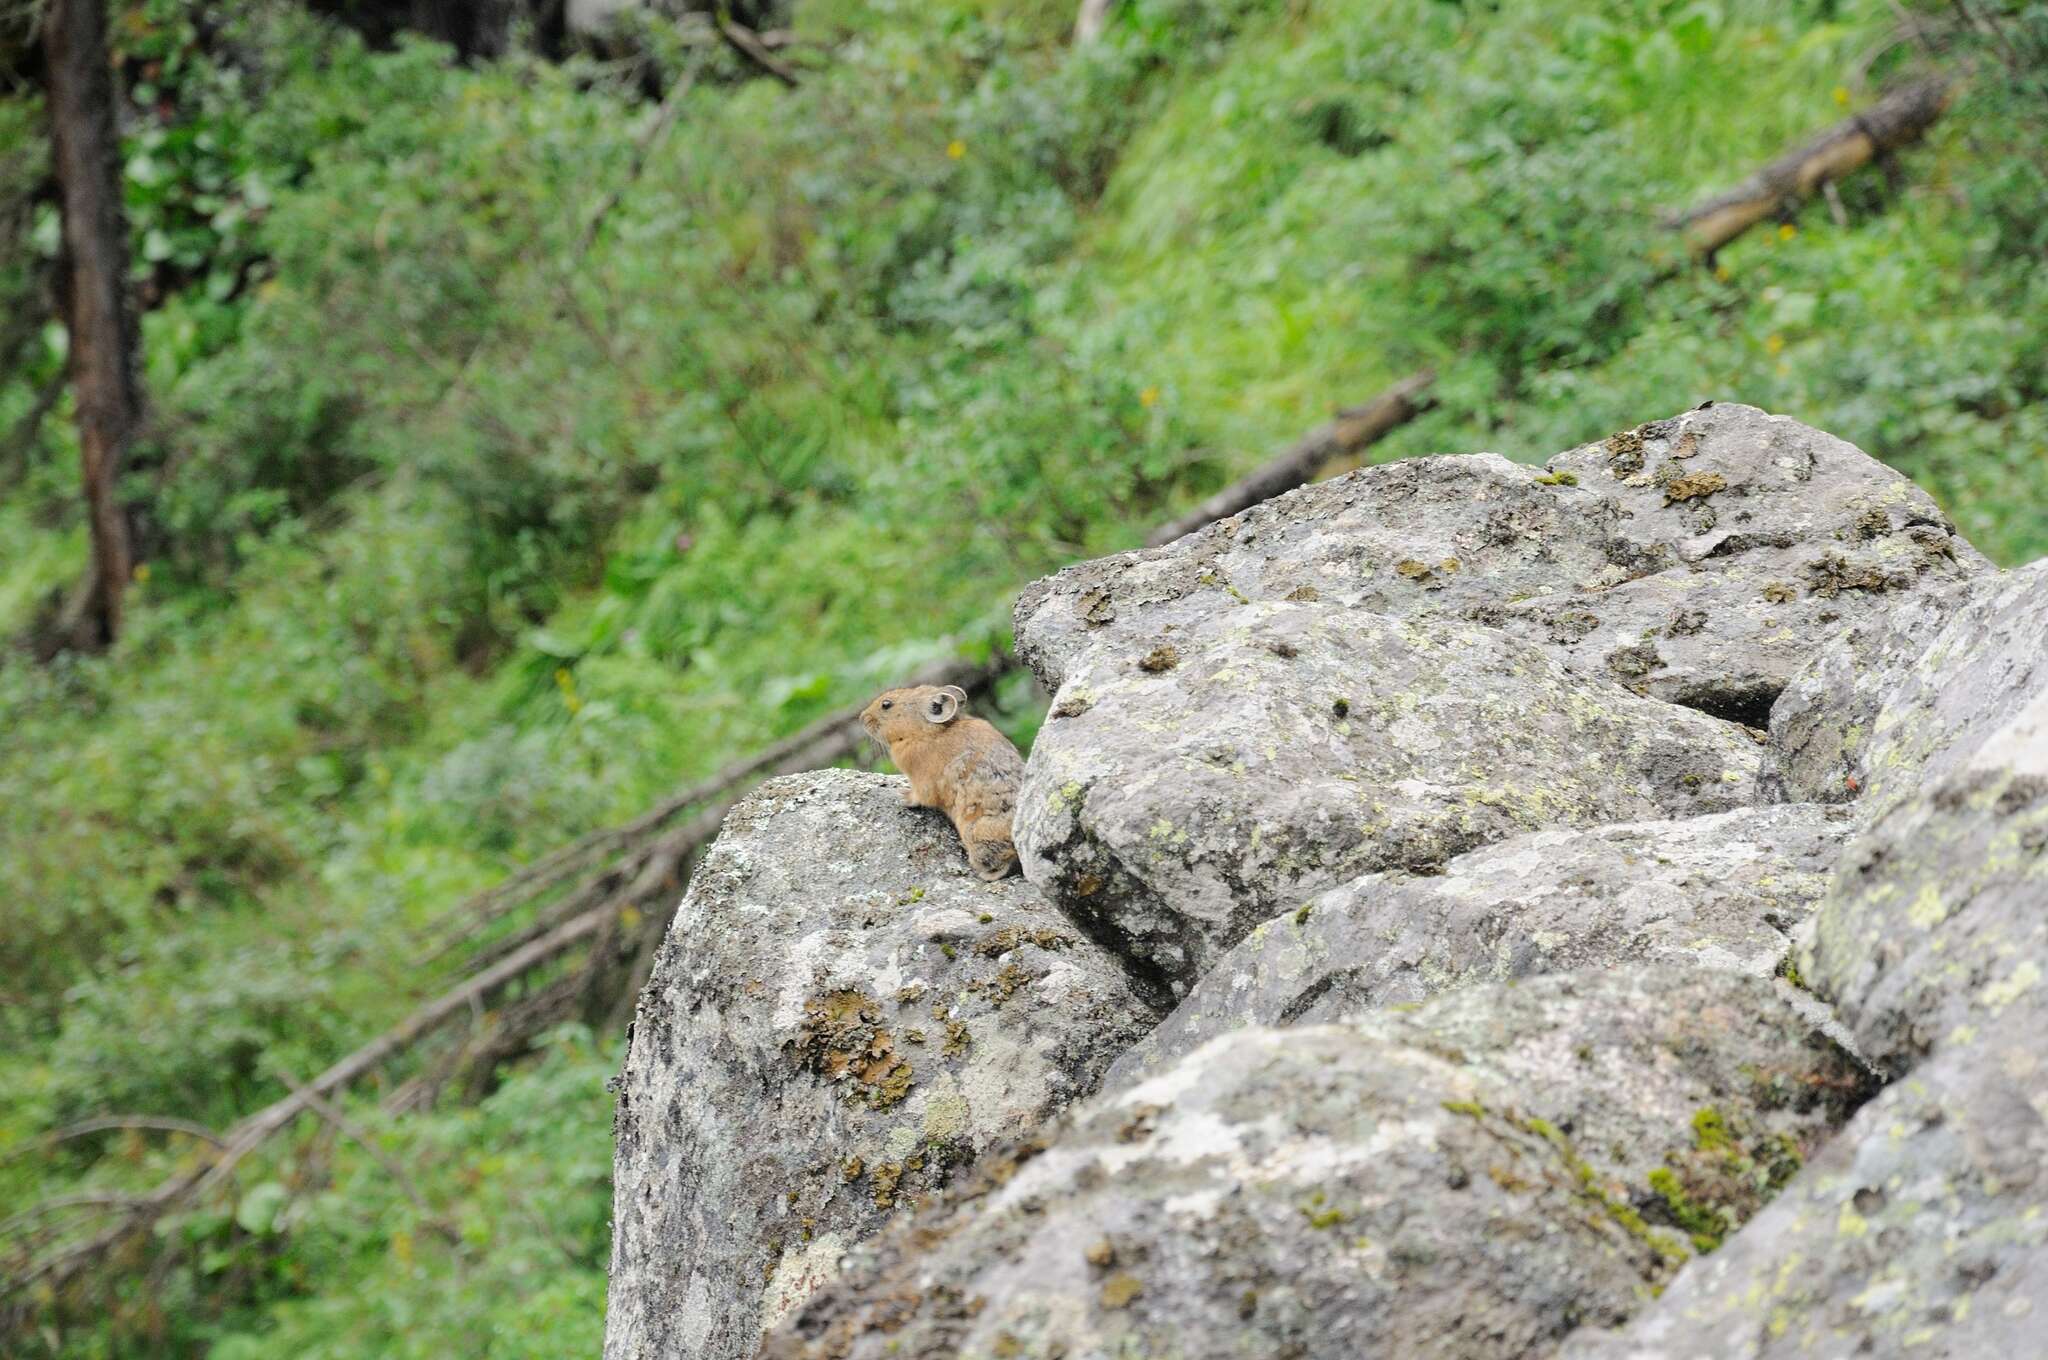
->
764, 969, 1870, 1360
1016, 600, 1762, 997
1106, 802, 1856, 1087
1561, 1044, 2048, 1360
1560, 693, 2048, 1359
601, 771, 1161, 1360
1822, 558, 2045, 824
1809, 686, 2048, 1073
1015, 404, 1983, 720
1755, 581, 1966, 806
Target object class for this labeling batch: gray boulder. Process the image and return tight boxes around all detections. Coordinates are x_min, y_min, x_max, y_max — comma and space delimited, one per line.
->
1810, 686, 2048, 1072
1562, 1043, 2048, 1360
765, 969, 1870, 1360
1755, 584, 1965, 806
1107, 802, 1856, 1087
1015, 404, 1983, 722
1838, 560, 2043, 821
1016, 599, 1763, 997
602, 771, 1160, 1360
1761, 559, 2043, 811
1561, 692, 2048, 1358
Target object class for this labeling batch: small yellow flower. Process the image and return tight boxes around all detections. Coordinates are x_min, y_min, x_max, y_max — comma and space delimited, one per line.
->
1714, 263, 1732, 282
946, 139, 966, 161
1765, 334, 1785, 356
1778, 223, 1797, 241
1139, 386, 1160, 408
1833, 85, 1851, 107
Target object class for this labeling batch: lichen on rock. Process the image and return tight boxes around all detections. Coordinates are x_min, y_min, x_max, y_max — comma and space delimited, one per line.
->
1017, 599, 1763, 996
1562, 691, 2048, 1359
1106, 801, 1857, 1086
1762, 558, 2048, 819
763, 969, 1867, 1360
601, 770, 1160, 1360
1014, 403, 1984, 724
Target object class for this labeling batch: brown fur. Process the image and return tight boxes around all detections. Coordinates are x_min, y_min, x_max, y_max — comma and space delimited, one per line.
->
860, 684, 1025, 881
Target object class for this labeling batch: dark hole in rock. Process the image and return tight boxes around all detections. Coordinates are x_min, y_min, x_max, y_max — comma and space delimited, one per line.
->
1668, 680, 1780, 731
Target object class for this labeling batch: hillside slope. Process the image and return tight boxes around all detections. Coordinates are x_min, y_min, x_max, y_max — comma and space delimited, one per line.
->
1, 1, 2042, 1354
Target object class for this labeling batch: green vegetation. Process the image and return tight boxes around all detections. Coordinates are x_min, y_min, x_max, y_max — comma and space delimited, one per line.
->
1, 0, 2043, 1353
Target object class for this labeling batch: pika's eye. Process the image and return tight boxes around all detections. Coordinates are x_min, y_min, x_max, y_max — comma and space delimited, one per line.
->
881, 700, 893, 710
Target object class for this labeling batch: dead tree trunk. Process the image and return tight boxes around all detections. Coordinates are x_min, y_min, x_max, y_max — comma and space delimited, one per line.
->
1667, 78, 1951, 259
45, 0, 142, 649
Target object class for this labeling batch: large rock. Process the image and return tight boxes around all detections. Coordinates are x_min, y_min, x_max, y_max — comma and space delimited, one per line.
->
1016, 403, 1984, 721
602, 771, 1160, 1360
1761, 559, 2043, 810
1812, 685, 2048, 1067
1563, 1044, 2048, 1360
1754, 583, 1965, 806
1016, 599, 1763, 997
1561, 692, 2048, 1358
1106, 802, 1855, 1087
765, 969, 1870, 1360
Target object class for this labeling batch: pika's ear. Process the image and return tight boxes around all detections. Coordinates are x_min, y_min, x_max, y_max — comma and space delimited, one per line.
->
924, 688, 962, 724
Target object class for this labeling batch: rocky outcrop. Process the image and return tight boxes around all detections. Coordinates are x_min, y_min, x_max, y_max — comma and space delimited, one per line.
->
1763, 559, 2046, 817
602, 404, 2043, 1360
1011, 405, 1984, 999
1562, 691, 2048, 1358
601, 771, 1159, 1360
765, 969, 1870, 1360
1014, 403, 1983, 720
1016, 599, 1761, 998
1106, 802, 1856, 1086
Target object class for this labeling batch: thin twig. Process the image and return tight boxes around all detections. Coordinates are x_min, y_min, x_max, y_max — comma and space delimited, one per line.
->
267, 1064, 435, 1220
577, 50, 706, 258
2, 1114, 224, 1164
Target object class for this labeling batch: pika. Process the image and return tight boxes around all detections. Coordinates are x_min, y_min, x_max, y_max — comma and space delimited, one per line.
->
860, 684, 1025, 881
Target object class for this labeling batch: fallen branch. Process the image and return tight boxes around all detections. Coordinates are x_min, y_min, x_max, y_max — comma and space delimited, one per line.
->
1667, 77, 1951, 258
1144, 370, 1438, 547
715, 12, 801, 87
269, 1064, 440, 1225
1, 907, 608, 1305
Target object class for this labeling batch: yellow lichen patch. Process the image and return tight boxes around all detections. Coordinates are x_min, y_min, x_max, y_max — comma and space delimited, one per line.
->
923, 1091, 971, 1141
1606, 427, 1648, 476
1907, 883, 1948, 928
1981, 960, 2041, 1011
975, 926, 1074, 957
1099, 1273, 1144, 1309
793, 989, 916, 1110
1664, 471, 1728, 504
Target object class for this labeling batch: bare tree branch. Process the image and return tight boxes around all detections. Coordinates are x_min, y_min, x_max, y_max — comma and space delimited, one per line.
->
1666, 78, 1951, 259
715, 11, 800, 87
